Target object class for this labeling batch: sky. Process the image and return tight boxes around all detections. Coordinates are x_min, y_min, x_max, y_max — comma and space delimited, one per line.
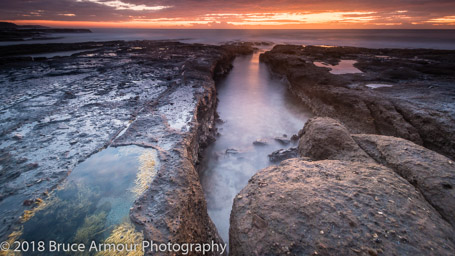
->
1, 0, 455, 29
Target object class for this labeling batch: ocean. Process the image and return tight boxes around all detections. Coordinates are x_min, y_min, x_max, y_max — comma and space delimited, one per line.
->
1, 29, 455, 49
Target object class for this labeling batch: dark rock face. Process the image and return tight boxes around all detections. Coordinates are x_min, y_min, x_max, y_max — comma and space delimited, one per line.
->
268, 147, 299, 163
260, 45, 455, 160
297, 117, 373, 162
0, 40, 254, 249
0, 22, 91, 42
353, 134, 455, 228
230, 159, 455, 256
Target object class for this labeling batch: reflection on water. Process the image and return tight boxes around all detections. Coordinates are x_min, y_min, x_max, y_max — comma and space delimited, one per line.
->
18, 49, 95, 58
10, 146, 157, 255
200, 51, 312, 244
365, 83, 394, 89
314, 60, 362, 74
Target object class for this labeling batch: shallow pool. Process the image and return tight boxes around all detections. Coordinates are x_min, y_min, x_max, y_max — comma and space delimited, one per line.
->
11, 145, 157, 255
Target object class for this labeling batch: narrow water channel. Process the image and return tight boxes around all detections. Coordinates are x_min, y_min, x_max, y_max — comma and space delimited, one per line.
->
201, 51, 312, 244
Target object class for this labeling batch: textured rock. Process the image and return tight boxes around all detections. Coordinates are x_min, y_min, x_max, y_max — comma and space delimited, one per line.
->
298, 117, 373, 162
353, 134, 455, 228
298, 116, 455, 230
0, 40, 254, 250
230, 159, 455, 256
267, 147, 299, 163
260, 45, 455, 160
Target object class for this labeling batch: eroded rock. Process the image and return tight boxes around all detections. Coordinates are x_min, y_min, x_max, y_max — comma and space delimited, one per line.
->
353, 134, 455, 228
0, 40, 254, 249
260, 45, 455, 160
268, 147, 299, 163
230, 159, 455, 255
298, 117, 373, 162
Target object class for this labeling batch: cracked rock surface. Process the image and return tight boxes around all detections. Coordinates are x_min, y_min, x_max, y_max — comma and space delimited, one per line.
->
0, 40, 254, 250
260, 45, 455, 160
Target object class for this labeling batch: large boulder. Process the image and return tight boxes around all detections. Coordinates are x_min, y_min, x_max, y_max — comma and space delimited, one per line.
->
298, 117, 373, 162
353, 134, 455, 228
298, 116, 455, 229
230, 159, 455, 256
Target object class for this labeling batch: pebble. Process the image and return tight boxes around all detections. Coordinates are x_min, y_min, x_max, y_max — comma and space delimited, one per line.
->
13, 133, 23, 140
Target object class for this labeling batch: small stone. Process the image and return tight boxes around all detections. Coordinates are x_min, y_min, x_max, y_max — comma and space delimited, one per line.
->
225, 148, 239, 154
237, 195, 243, 199
253, 214, 267, 229
274, 137, 291, 145
253, 139, 268, 146
368, 248, 378, 256
13, 133, 23, 140
320, 230, 324, 234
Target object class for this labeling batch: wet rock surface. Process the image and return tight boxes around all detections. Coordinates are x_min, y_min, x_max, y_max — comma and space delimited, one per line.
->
267, 147, 299, 163
230, 159, 455, 256
0, 40, 254, 248
260, 45, 455, 160
231, 117, 455, 255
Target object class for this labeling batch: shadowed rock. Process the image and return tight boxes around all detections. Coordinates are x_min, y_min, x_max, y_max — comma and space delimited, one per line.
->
268, 147, 299, 163
260, 45, 455, 160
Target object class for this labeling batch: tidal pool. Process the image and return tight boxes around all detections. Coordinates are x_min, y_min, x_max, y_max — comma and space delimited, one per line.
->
200, 51, 312, 245
9, 145, 157, 255
314, 60, 363, 74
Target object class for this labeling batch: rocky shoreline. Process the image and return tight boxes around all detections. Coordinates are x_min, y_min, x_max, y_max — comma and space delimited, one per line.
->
0, 40, 254, 251
229, 45, 455, 255
260, 45, 455, 160
0, 22, 92, 42
1, 42, 454, 255
230, 117, 455, 255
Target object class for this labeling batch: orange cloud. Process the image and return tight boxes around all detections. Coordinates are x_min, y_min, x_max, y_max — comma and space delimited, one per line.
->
425, 16, 455, 25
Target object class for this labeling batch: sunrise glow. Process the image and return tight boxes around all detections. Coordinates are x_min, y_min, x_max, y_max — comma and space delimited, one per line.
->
1, 0, 455, 29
